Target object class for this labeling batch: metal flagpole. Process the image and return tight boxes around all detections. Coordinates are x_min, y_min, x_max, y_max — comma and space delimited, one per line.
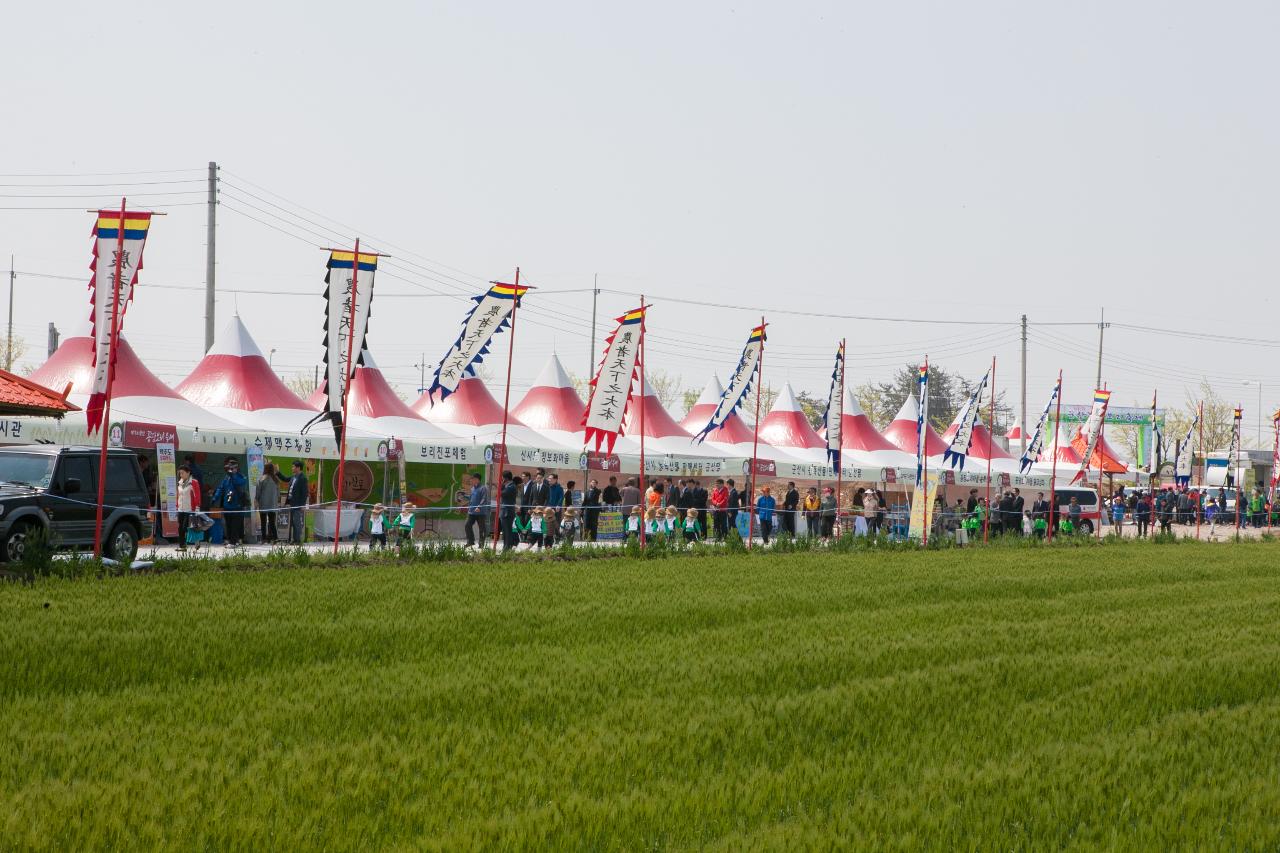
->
747, 317, 765, 549
1235, 404, 1242, 535
93, 198, 128, 558
835, 338, 845, 537
983, 357, 995, 544
1047, 370, 1063, 543
639, 296, 646, 548
922, 356, 930, 547
491, 267, 521, 550
1095, 386, 1105, 541
332, 238, 361, 555
1270, 412, 1278, 532
1196, 400, 1204, 540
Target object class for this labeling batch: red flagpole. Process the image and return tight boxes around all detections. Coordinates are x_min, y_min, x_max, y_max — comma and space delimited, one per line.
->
922, 355, 930, 547
1047, 370, 1063, 543
835, 338, 845, 538
983, 357, 995, 544
93, 197, 128, 559
491, 268, 520, 550
1196, 400, 1204, 539
1096, 386, 1106, 541
1235, 403, 1242, 534
639, 298, 646, 548
1270, 412, 1277, 533
747, 317, 765, 549
332, 238, 362, 555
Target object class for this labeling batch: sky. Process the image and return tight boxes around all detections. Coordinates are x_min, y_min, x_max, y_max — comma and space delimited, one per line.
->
3, 0, 1278, 445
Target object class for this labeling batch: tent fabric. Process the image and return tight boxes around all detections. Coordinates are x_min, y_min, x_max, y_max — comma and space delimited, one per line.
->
621, 378, 728, 456
940, 421, 1015, 461
758, 383, 822, 450
28, 331, 244, 431
1005, 420, 1024, 440
413, 375, 560, 447
329, 350, 458, 440
176, 316, 319, 432
839, 389, 903, 455
881, 393, 948, 457
1070, 427, 1130, 474
678, 375, 722, 434
512, 354, 586, 434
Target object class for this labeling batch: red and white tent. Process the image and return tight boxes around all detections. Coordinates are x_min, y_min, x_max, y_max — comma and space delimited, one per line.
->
758, 383, 822, 452
1032, 423, 1083, 470
678, 375, 722, 435
1005, 419, 1024, 443
175, 316, 319, 432
28, 325, 242, 432
940, 418, 1020, 473
412, 375, 560, 448
333, 350, 458, 440
835, 388, 913, 466
512, 354, 588, 448
881, 393, 948, 458
1070, 426, 1130, 474
621, 377, 727, 457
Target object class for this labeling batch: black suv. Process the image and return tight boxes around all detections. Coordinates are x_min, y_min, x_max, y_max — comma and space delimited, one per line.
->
0, 445, 152, 562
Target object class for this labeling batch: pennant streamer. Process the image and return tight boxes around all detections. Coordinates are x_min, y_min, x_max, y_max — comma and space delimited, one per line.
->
1270, 411, 1280, 505
1019, 378, 1060, 473
582, 307, 645, 453
427, 281, 528, 401
693, 324, 766, 442
1149, 393, 1164, 471
1174, 413, 1198, 482
822, 343, 845, 467
86, 209, 153, 433
1072, 388, 1111, 484
305, 250, 377, 443
942, 370, 989, 470
916, 363, 929, 484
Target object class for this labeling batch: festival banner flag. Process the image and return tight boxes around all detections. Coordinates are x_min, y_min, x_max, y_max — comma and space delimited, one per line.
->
1149, 392, 1164, 471
1229, 406, 1243, 458
1270, 410, 1280, 504
823, 343, 845, 467
86, 209, 153, 432
916, 362, 929, 484
1173, 412, 1197, 482
427, 281, 529, 401
942, 370, 989, 470
1019, 378, 1060, 473
693, 324, 766, 443
305, 249, 378, 443
582, 307, 645, 452
1072, 388, 1111, 484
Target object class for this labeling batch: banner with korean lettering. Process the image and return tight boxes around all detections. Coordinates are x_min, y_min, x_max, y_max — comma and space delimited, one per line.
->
1020, 378, 1060, 473
916, 362, 929, 484
823, 343, 844, 467
86, 209, 153, 433
427, 281, 528, 401
1072, 389, 1110, 484
583, 307, 644, 452
942, 370, 988, 471
694, 324, 765, 443
305, 250, 377, 444
1174, 415, 1197, 482
1149, 393, 1164, 471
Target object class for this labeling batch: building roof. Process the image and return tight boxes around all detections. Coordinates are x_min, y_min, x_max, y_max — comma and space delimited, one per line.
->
0, 368, 79, 417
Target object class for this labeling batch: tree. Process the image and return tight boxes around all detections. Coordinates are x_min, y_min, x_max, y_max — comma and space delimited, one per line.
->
793, 390, 827, 430
644, 368, 688, 413
284, 372, 318, 399
1165, 380, 1236, 453
0, 335, 28, 374
854, 363, 1010, 433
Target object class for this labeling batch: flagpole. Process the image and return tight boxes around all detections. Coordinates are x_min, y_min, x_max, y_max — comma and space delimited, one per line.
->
491, 267, 520, 550
1196, 400, 1204, 539
921, 356, 930, 547
982, 356, 995, 544
835, 338, 845, 538
747, 316, 765, 549
93, 197, 129, 558
1096, 386, 1105, 541
1235, 404, 1242, 535
331, 239, 361, 555
639, 296, 646, 548
1270, 412, 1278, 533
1047, 371, 1062, 543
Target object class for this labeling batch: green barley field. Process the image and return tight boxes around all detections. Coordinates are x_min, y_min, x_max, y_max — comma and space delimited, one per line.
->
4, 542, 1280, 849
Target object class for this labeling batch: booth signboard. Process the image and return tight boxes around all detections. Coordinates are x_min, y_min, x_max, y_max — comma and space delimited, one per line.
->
155, 441, 179, 538
744, 457, 776, 477
597, 510, 626, 541
908, 474, 939, 541
124, 421, 178, 450
582, 452, 621, 473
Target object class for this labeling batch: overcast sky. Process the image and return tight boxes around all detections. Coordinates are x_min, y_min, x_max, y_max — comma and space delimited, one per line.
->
3, 1, 1278, 443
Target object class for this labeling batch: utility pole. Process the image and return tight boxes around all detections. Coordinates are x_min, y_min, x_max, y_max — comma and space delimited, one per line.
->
589, 273, 599, 377
204, 161, 218, 353
414, 352, 428, 393
1019, 313, 1027, 455
47, 323, 59, 358
1095, 307, 1109, 391
6, 255, 14, 372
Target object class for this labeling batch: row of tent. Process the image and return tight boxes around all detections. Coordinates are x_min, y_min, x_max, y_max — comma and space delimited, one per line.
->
17, 316, 1126, 482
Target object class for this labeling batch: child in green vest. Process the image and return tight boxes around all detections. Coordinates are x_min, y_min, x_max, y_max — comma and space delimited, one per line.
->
1032, 514, 1048, 539
367, 502, 391, 549
1058, 516, 1075, 535
394, 502, 416, 546
683, 508, 703, 542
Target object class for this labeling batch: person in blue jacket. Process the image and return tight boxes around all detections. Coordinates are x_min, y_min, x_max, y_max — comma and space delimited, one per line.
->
756, 486, 777, 544
211, 456, 249, 547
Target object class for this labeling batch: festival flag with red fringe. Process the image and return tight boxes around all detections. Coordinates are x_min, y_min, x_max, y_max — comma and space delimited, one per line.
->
582, 306, 645, 452
86, 209, 153, 433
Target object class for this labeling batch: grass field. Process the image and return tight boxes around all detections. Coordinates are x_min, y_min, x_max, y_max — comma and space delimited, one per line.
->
3, 541, 1280, 849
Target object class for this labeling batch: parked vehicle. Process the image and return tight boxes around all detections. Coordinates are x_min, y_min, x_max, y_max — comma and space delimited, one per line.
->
1051, 487, 1101, 534
0, 445, 152, 562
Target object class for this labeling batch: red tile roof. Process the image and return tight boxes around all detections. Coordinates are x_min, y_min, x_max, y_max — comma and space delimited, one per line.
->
0, 369, 79, 417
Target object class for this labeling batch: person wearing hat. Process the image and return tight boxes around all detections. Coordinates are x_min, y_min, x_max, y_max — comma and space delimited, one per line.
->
367, 502, 391, 549
211, 456, 249, 547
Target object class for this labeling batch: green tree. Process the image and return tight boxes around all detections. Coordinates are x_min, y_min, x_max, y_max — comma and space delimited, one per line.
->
855, 364, 1010, 433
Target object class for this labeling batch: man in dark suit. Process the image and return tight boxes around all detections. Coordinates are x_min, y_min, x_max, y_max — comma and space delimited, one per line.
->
726, 479, 740, 530
677, 479, 695, 513
997, 491, 1015, 535
1011, 488, 1026, 535
500, 471, 519, 550
284, 460, 308, 544
692, 479, 709, 533
782, 482, 800, 536
1032, 492, 1050, 521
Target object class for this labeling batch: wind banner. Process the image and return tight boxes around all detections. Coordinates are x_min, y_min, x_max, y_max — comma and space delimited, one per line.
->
823, 343, 845, 467
1149, 393, 1164, 471
693, 324, 766, 443
1270, 412, 1280, 504
1019, 378, 1060, 473
1228, 406, 1242, 459
86, 209, 153, 433
583, 307, 645, 453
916, 363, 929, 484
307, 249, 377, 443
942, 370, 989, 470
1072, 389, 1111, 484
427, 281, 528, 401
1173, 413, 1197, 482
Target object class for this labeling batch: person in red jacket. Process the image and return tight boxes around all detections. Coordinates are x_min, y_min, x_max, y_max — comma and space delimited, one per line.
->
709, 479, 729, 540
